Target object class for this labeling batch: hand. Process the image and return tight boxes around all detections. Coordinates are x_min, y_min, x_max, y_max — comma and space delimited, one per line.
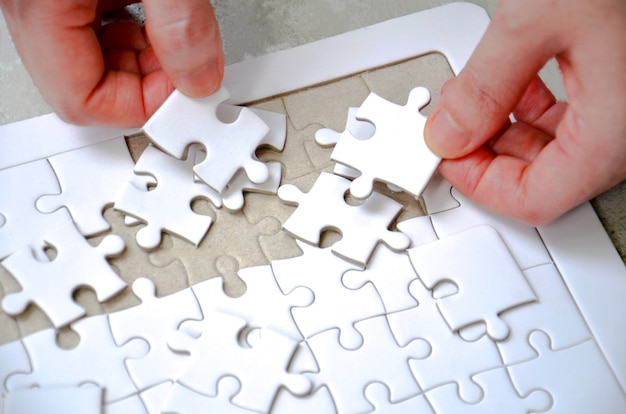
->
0, 0, 224, 127
424, 0, 626, 226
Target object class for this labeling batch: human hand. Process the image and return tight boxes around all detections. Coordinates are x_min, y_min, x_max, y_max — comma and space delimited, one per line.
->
424, 0, 626, 226
0, 0, 224, 127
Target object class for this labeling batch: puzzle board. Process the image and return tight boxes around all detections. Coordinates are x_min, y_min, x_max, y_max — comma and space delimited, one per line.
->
1, 3, 626, 413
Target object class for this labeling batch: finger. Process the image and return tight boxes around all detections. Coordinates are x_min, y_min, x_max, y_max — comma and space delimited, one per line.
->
424, 0, 562, 159
489, 122, 552, 162
98, 22, 147, 51
513, 76, 567, 137
142, 0, 224, 97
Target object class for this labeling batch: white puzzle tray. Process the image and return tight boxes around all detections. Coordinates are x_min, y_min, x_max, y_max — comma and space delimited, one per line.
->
1, 2, 625, 413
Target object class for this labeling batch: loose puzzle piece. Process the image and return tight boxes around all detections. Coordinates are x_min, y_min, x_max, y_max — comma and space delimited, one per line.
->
108, 278, 203, 391
192, 265, 313, 341
0, 159, 71, 259
6, 315, 147, 402
0, 340, 31, 395
221, 162, 283, 211
142, 87, 270, 193
168, 311, 311, 412
430, 187, 552, 270
271, 241, 385, 348
426, 367, 551, 413
1, 220, 126, 327
387, 279, 502, 402
36, 137, 136, 237
306, 315, 430, 414
342, 244, 418, 314
508, 332, 626, 413
409, 225, 537, 341
278, 172, 409, 266
217, 104, 287, 153
330, 87, 440, 199
162, 378, 257, 414
363, 382, 433, 414
114, 144, 220, 250
3, 385, 103, 414
497, 263, 592, 365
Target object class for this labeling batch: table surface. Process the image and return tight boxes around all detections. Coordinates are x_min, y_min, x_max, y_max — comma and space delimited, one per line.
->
1, 0, 624, 262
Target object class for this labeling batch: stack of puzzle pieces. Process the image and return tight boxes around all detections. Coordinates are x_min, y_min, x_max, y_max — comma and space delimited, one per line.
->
1, 58, 626, 413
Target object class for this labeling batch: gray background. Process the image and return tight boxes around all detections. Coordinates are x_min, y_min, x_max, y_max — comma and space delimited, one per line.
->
1, 0, 623, 260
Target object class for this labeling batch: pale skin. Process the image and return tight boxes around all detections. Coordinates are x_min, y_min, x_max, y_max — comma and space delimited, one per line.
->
2, 1, 625, 226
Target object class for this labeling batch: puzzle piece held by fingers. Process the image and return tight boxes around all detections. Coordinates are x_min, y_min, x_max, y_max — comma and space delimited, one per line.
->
331, 87, 440, 199
142, 87, 271, 193
278, 172, 409, 266
1, 220, 126, 328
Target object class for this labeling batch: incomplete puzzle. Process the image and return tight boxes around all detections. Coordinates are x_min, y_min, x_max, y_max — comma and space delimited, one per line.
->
1, 55, 625, 414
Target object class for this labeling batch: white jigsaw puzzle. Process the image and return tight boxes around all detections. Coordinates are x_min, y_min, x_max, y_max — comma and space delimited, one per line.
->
330, 87, 440, 199
278, 172, 410, 266
142, 87, 271, 193
114, 144, 221, 250
1, 220, 126, 327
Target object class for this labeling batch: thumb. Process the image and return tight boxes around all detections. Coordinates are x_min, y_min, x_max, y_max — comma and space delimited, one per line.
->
424, 1, 558, 159
142, 0, 224, 97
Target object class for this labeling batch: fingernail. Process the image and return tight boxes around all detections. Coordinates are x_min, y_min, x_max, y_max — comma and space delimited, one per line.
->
424, 106, 469, 159
174, 60, 223, 97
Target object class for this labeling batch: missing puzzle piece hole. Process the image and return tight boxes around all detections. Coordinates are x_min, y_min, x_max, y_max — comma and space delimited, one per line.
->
319, 228, 343, 249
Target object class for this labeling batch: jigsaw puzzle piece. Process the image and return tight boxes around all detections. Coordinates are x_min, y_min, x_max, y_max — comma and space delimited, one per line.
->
217, 104, 287, 152
306, 315, 430, 414
3, 385, 103, 414
6, 315, 147, 402
0, 339, 31, 395
395, 215, 439, 248
1, 220, 126, 327
108, 278, 203, 391
0, 159, 71, 259
192, 265, 313, 341
36, 137, 135, 237
271, 386, 337, 414
331, 87, 440, 199
342, 244, 418, 314
161, 378, 257, 414
114, 144, 220, 250
508, 332, 626, 413
363, 383, 433, 414
426, 367, 551, 413
409, 225, 537, 341
420, 172, 459, 214
271, 241, 385, 348
104, 393, 147, 414
387, 279, 502, 402
496, 263, 592, 365
168, 312, 310, 413
278, 172, 409, 266
221, 161, 283, 211
142, 87, 270, 192
430, 188, 552, 269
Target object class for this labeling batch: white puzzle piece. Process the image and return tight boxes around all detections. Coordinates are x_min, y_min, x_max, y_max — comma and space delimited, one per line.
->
271, 386, 338, 414
430, 188, 552, 270
161, 378, 257, 414
217, 104, 287, 153
1, 220, 126, 327
426, 367, 551, 413
104, 394, 148, 414
3, 385, 103, 414
305, 315, 430, 414
278, 172, 410, 266
142, 87, 270, 193
6, 315, 147, 402
108, 278, 203, 391
408, 225, 537, 341
496, 263, 592, 365
508, 332, 626, 413
0, 340, 31, 396
114, 144, 220, 250
0, 159, 71, 259
330, 87, 440, 199
221, 162, 283, 211
168, 311, 311, 412
36, 137, 136, 237
387, 279, 502, 402
363, 382, 433, 414
192, 265, 313, 341
271, 241, 385, 348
